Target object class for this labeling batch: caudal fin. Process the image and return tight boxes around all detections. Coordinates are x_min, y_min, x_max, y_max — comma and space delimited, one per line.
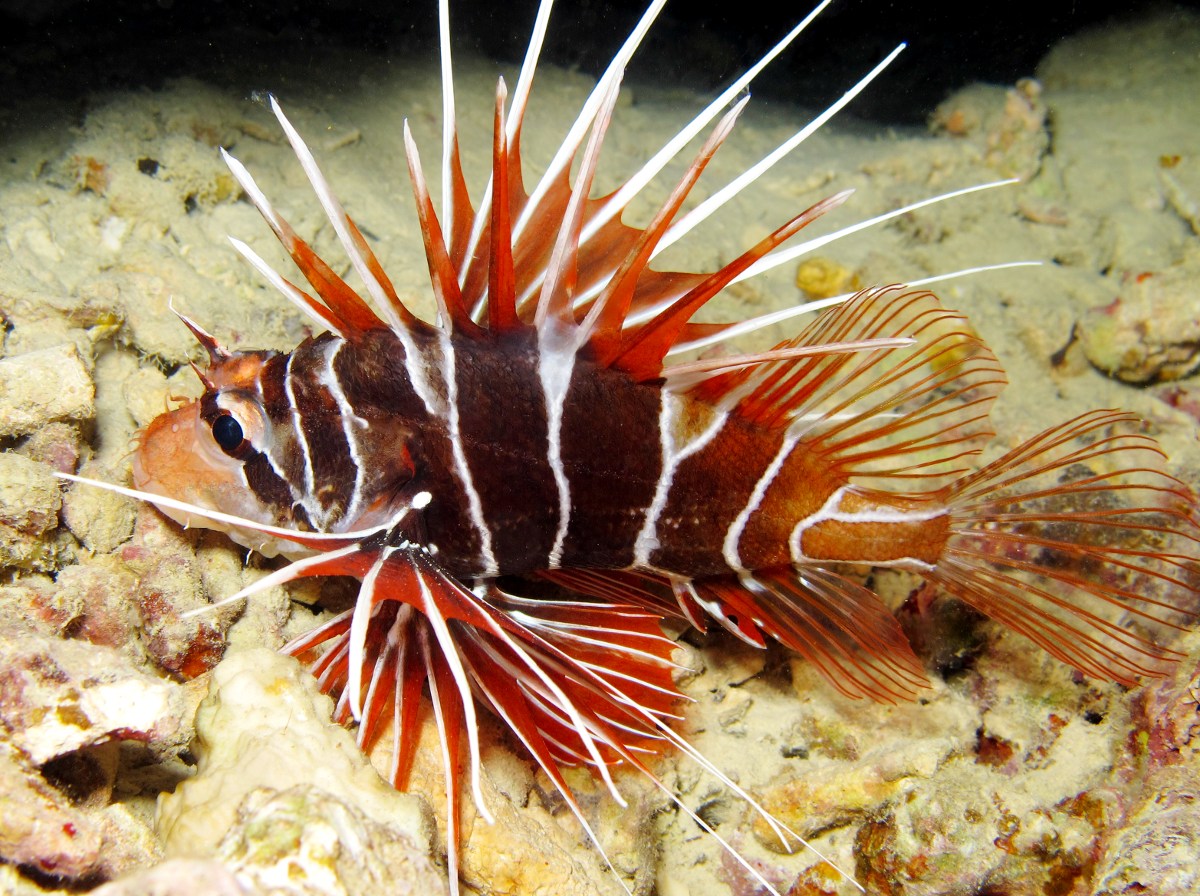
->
931, 409, 1200, 684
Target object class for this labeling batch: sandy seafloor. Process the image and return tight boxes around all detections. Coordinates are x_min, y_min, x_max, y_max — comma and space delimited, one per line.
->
2, 4, 1200, 896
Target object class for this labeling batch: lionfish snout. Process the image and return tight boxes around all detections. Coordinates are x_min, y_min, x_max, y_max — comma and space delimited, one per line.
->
133, 401, 301, 557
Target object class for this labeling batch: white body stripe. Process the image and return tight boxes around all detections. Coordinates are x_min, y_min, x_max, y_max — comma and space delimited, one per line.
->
438, 331, 498, 575
633, 393, 727, 568
536, 332, 577, 568
317, 339, 371, 528
722, 432, 800, 572
400, 332, 444, 419
788, 485, 945, 568
283, 350, 319, 518
243, 365, 305, 516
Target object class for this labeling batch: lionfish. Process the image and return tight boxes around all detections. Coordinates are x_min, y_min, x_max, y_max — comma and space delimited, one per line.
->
65, 0, 1200, 892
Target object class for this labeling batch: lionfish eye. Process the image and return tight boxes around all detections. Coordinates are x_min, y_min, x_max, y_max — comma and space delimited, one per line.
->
211, 413, 247, 456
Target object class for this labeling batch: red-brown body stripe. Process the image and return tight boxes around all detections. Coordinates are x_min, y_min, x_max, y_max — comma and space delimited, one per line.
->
649, 414, 783, 576
410, 437, 488, 575
453, 333, 560, 573
735, 449, 844, 569
330, 329, 434, 420
259, 352, 309, 493
558, 358, 662, 570
800, 492, 949, 564
330, 329, 485, 561
243, 452, 310, 529
289, 340, 359, 520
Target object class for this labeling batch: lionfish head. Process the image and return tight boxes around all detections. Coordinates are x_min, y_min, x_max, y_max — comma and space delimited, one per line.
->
136, 316, 422, 558
134, 338, 309, 554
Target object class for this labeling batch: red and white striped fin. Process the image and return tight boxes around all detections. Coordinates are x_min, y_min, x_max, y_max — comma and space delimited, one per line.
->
543, 563, 929, 704
577, 96, 749, 360
661, 335, 916, 391
486, 79, 519, 333
433, 0, 476, 276
932, 410, 1200, 684
403, 121, 483, 337
502, 0, 893, 323
508, 0, 669, 310
734, 178, 1019, 288
605, 191, 852, 381
534, 72, 625, 334
280, 546, 699, 891
667, 258, 1039, 358
226, 236, 350, 338
687, 287, 1008, 490
220, 147, 387, 336
276, 540, 853, 896
56, 485, 857, 892
269, 98, 421, 337
539, 567, 688, 621
219, 0, 1029, 399
691, 568, 930, 703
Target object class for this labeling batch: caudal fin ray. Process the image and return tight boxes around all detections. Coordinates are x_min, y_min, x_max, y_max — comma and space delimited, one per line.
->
934, 560, 1186, 683
933, 411, 1200, 684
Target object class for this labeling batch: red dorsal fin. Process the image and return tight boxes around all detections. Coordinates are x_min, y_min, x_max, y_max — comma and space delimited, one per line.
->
608, 191, 851, 381
580, 98, 748, 363
691, 287, 1008, 491
343, 214, 419, 331
443, 130, 476, 284
221, 146, 385, 336
286, 234, 389, 334
269, 97, 429, 340
488, 79, 520, 334
404, 121, 484, 338
433, 0, 475, 282
534, 75, 623, 331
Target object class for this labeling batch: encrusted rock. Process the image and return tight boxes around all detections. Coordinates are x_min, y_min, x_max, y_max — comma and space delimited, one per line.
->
930, 78, 1049, 180
120, 507, 232, 679
0, 738, 158, 883
0, 342, 94, 438
89, 859, 249, 896
0, 451, 61, 535
156, 648, 435, 872
1136, 649, 1200, 768
0, 619, 183, 884
16, 421, 83, 475
0, 617, 187, 767
1077, 265, 1200, 384
853, 701, 1126, 894
48, 556, 144, 657
751, 676, 978, 846
218, 786, 446, 896
1091, 767, 1200, 895
61, 465, 137, 555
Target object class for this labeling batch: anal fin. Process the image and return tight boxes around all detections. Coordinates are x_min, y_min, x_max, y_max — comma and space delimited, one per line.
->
693, 567, 930, 703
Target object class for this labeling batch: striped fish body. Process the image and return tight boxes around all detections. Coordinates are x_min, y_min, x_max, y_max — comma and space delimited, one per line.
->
117, 3, 1200, 893
156, 322, 950, 583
